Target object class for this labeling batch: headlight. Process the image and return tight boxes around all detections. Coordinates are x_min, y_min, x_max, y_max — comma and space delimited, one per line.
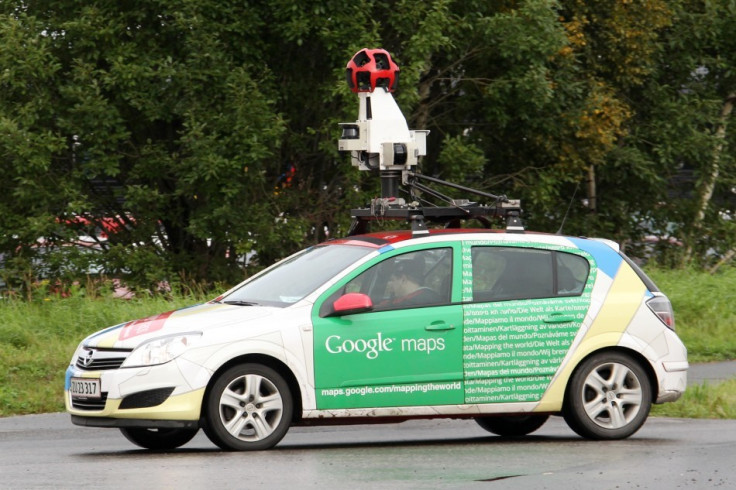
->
121, 332, 202, 368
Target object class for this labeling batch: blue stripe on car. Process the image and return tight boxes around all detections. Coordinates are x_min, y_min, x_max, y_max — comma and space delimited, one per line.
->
568, 238, 623, 279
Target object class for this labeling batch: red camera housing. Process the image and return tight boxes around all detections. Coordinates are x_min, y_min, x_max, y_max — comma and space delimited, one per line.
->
345, 48, 400, 93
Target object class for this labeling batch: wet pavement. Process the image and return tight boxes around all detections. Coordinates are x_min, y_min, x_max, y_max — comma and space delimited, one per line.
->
3, 413, 735, 488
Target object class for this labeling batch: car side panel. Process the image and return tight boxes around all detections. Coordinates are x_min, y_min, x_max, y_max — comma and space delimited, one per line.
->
536, 246, 652, 411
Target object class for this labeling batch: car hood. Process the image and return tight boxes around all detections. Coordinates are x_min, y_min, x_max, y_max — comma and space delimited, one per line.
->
83, 302, 279, 349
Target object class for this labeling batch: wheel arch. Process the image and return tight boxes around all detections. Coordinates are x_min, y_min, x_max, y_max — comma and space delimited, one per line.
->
563, 346, 658, 407
201, 354, 303, 424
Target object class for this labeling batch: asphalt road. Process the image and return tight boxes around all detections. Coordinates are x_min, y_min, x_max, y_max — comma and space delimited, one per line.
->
1, 412, 735, 489
0, 362, 733, 489
688, 360, 736, 384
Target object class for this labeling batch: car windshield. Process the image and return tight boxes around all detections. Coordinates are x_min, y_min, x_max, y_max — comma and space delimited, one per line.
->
222, 244, 374, 307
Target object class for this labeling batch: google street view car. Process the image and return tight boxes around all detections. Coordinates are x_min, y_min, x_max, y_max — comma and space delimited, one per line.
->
65, 49, 687, 451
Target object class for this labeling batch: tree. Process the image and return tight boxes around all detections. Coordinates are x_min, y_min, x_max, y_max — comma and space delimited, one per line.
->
584, 0, 736, 266
551, 0, 676, 247
1, 1, 288, 290
661, 0, 736, 266
2, 0, 735, 296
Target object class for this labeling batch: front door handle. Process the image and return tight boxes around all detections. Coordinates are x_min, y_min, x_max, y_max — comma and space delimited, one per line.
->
425, 322, 455, 331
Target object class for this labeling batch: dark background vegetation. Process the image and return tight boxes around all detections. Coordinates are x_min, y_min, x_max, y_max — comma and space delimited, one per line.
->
1, 0, 735, 295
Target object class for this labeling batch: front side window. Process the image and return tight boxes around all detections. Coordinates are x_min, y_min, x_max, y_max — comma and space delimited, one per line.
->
329, 248, 453, 313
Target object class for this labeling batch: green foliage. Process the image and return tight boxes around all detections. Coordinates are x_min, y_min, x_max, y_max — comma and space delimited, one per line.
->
0, 0, 735, 294
436, 135, 486, 184
0, 1, 286, 292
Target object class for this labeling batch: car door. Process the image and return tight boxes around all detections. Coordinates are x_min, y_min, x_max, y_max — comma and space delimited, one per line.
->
312, 244, 464, 410
461, 241, 594, 404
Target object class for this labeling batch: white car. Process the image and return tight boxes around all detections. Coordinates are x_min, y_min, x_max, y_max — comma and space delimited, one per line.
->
65, 229, 688, 450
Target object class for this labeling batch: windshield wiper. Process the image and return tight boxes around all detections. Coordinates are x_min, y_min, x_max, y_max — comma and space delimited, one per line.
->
223, 300, 258, 306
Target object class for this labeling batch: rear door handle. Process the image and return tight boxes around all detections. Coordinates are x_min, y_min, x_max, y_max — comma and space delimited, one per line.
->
543, 313, 575, 324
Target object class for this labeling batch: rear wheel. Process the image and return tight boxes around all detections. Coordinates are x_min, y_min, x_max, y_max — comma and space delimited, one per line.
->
119, 427, 198, 450
563, 351, 651, 440
203, 363, 293, 451
475, 414, 549, 437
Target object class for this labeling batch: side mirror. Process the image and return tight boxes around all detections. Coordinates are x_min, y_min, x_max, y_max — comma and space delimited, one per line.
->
330, 292, 373, 316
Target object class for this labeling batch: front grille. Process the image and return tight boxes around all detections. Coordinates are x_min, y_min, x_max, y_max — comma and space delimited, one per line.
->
71, 392, 108, 411
76, 356, 127, 370
76, 347, 132, 371
119, 387, 175, 409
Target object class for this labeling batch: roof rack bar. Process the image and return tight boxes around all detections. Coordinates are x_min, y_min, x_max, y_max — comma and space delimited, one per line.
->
406, 171, 507, 203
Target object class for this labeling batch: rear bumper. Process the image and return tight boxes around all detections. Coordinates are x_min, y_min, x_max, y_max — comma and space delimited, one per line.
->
655, 360, 688, 404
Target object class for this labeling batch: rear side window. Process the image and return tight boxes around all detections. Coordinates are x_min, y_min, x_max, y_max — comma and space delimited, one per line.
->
556, 252, 589, 295
471, 247, 589, 302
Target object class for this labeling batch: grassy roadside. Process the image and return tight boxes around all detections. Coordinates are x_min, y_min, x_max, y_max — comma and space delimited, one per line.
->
0, 267, 734, 418
651, 379, 736, 418
647, 267, 736, 419
647, 267, 736, 362
0, 292, 206, 416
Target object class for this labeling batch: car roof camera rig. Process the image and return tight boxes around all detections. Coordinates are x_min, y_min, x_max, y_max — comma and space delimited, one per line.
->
340, 49, 427, 196
339, 48, 523, 237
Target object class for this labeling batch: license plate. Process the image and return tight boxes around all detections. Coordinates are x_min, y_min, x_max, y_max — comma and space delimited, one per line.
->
70, 377, 101, 399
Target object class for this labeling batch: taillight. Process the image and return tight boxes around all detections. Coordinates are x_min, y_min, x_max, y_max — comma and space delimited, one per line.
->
646, 295, 675, 330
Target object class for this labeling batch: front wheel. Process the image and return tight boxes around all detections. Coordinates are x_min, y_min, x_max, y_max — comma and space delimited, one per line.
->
119, 427, 199, 450
563, 351, 652, 440
203, 363, 293, 451
475, 414, 550, 437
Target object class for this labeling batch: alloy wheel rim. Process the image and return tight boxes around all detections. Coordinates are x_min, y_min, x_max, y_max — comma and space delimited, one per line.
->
218, 374, 284, 442
581, 362, 643, 429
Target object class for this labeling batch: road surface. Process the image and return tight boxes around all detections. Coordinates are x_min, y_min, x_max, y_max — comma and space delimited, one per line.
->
0, 412, 733, 489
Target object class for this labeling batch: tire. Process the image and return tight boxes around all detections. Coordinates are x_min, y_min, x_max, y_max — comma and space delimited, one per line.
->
475, 414, 549, 437
203, 363, 293, 451
119, 427, 199, 450
563, 351, 652, 440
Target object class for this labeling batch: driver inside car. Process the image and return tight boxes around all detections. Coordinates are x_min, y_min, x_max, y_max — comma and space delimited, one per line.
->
379, 256, 442, 308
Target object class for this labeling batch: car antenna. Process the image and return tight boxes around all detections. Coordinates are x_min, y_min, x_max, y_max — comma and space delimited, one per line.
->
556, 181, 580, 235
338, 48, 523, 236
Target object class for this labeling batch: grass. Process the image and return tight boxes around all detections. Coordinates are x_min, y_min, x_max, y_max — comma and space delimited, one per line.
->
648, 267, 736, 362
0, 267, 734, 418
0, 292, 206, 416
651, 379, 736, 419
646, 267, 736, 419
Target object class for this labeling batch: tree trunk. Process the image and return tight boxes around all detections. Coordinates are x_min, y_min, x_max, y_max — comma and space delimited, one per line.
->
586, 164, 597, 212
415, 75, 432, 132
683, 92, 736, 264
709, 248, 736, 274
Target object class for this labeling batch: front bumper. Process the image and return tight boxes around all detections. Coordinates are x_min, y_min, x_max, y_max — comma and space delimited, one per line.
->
65, 358, 208, 422
71, 415, 199, 429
